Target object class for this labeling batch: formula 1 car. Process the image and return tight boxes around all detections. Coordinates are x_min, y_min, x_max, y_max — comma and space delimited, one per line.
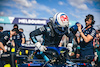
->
0, 44, 93, 67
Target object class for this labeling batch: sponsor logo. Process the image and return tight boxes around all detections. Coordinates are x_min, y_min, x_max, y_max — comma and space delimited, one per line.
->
60, 15, 68, 23
4, 36, 8, 40
18, 19, 46, 25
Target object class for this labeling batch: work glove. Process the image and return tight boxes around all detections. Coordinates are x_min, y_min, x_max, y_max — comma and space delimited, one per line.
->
67, 43, 73, 55
34, 42, 47, 52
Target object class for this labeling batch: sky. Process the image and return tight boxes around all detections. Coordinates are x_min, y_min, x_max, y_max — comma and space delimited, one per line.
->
0, 0, 100, 40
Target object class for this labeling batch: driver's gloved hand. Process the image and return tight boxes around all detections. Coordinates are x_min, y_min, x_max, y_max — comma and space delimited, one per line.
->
34, 42, 47, 52
67, 43, 73, 56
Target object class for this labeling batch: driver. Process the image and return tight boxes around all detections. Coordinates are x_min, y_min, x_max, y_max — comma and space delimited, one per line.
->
30, 12, 74, 55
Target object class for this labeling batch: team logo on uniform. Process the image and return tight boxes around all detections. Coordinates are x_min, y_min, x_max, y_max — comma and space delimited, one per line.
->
60, 15, 68, 23
4, 36, 8, 40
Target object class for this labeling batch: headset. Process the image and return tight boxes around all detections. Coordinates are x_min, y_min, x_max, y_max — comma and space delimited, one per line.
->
85, 14, 95, 26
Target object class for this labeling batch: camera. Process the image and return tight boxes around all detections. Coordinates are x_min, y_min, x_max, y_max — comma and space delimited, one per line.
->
70, 22, 83, 34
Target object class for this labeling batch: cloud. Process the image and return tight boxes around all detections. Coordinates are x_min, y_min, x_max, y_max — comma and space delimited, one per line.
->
68, 0, 88, 10
32, 0, 37, 4
58, 1, 64, 5
21, 10, 37, 18
13, 0, 57, 16
13, 0, 32, 7
86, 0, 93, 4
94, 0, 100, 2
31, 1, 57, 15
42, 7, 57, 15
52, 9, 57, 13
0, 12, 4, 16
70, 13, 80, 18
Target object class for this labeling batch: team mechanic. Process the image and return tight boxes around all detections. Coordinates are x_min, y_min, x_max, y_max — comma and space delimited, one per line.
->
0, 28, 18, 53
12, 24, 26, 51
76, 14, 96, 60
30, 12, 74, 55
0, 28, 18, 67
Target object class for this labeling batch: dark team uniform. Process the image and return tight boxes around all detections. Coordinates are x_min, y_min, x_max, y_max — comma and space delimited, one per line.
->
0, 32, 4, 40
12, 31, 25, 50
0, 31, 11, 46
0, 31, 11, 67
30, 23, 73, 47
0, 32, 3, 39
79, 26, 96, 59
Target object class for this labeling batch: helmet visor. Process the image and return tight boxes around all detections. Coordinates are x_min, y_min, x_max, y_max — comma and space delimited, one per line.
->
57, 27, 66, 32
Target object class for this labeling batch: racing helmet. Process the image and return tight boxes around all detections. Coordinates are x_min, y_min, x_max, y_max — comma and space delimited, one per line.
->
52, 12, 69, 35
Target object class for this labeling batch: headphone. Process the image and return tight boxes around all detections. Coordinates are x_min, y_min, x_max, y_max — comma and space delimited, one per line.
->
92, 20, 95, 25
85, 14, 95, 25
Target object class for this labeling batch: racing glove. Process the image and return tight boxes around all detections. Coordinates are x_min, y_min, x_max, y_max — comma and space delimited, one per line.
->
67, 43, 73, 56
34, 42, 47, 52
